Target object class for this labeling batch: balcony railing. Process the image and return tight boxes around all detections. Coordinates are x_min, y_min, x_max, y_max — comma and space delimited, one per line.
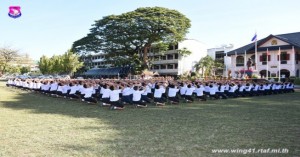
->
152, 59, 178, 64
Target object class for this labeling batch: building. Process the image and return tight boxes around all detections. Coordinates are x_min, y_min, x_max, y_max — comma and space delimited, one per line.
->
149, 39, 207, 76
84, 39, 207, 76
83, 52, 111, 68
207, 44, 234, 76
227, 32, 300, 78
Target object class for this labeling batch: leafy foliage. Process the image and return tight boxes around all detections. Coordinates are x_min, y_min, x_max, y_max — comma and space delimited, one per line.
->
0, 47, 19, 74
38, 50, 83, 75
72, 7, 191, 70
194, 55, 225, 77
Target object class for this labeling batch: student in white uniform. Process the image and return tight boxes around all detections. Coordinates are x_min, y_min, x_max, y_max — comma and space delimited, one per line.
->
109, 84, 124, 110
68, 82, 80, 99
121, 84, 133, 105
208, 84, 219, 99
185, 84, 195, 102
194, 84, 206, 101
132, 86, 147, 107
154, 83, 166, 106
101, 84, 111, 106
217, 83, 227, 99
168, 84, 180, 104
82, 83, 97, 104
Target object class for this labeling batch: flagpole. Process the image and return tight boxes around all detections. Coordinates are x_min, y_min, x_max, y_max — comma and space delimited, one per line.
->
225, 50, 228, 78
266, 48, 269, 80
235, 51, 237, 78
278, 47, 281, 82
244, 50, 247, 70
255, 40, 258, 72
292, 46, 295, 77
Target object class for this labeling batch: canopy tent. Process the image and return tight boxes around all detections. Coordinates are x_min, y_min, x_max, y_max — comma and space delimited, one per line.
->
84, 66, 131, 76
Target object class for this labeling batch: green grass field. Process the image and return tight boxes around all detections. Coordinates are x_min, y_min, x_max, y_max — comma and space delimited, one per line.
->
0, 81, 299, 157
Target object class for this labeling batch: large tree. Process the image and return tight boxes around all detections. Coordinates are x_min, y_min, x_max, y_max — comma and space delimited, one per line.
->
0, 47, 19, 74
72, 7, 191, 69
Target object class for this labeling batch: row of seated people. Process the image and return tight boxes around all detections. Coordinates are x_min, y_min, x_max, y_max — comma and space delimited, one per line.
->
6, 79, 295, 110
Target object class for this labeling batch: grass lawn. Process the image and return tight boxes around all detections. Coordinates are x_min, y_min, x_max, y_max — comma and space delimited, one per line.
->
0, 81, 299, 157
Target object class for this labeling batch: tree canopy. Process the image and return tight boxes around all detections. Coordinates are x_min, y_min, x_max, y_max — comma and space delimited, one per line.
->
72, 7, 191, 69
39, 50, 83, 75
194, 55, 225, 77
0, 47, 19, 74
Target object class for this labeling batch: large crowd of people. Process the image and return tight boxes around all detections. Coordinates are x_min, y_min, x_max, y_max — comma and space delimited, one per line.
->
6, 77, 295, 110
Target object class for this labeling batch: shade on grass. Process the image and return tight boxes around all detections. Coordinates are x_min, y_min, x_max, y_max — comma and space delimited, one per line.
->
0, 82, 299, 157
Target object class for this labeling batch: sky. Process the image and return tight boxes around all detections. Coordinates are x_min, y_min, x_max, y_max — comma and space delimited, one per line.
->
1, 0, 300, 60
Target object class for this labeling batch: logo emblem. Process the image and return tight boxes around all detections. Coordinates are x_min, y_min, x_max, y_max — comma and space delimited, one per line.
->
8, 6, 22, 18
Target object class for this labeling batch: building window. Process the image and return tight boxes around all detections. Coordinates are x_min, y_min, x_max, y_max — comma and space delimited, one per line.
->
260, 53, 270, 65
154, 65, 160, 70
174, 64, 178, 69
236, 56, 244, 66
167, 54, 174, 60
215, 51, 225, 59
167, 64, 173, 69
175, 44, 179, 50
277, 52, 289, 64
161, 65, 166, 69
174, 54, 178, 59
161, 55, 166, 60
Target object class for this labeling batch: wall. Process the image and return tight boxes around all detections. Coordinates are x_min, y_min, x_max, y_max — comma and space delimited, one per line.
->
178, 39, 207, 75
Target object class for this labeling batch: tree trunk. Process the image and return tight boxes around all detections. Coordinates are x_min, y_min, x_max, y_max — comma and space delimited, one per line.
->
142, 44, 151, 70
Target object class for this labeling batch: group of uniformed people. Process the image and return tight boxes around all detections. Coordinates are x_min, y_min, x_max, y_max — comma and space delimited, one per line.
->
6, 78, 295, 110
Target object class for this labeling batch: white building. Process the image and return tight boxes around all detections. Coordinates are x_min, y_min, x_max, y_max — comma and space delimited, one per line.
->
83, 39, 207, 77
227, 32, 300, 78
207, 44, 234, 76
149, 39, 207, 76
83, 52, 111, 68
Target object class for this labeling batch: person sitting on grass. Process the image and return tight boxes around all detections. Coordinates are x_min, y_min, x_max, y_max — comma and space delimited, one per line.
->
68, 82, 80, 99
82, 83, 97, 104
132, 85, 147, 108
108, 83, 124, 110
101, 84, 111, 106
195, 83, 206, 101
227, 83, 237, 98
121, 83, 133, 105
217, 83, 228, 99
167, 84, 180, 104
208, 84, 219, 100
185, 84, 195, 103
153, 83, 166, 106
141, 82, 151, 103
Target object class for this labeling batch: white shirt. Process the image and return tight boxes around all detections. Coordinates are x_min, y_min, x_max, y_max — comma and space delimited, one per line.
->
69, 86, 78, 94
102, 88, 111, 98
209, 87, 216, 95
185, 87, 195, 96
122, 87, 133, 96
229, 85, 237, 93
83, 87, 94, 98
195, 86, 204, 96
180, 85, 187, 95
62, 85, 70, 94
50, 83, 58, 91
132, 90, 144, 101
168, 88, 179, 97
154, 88, 164, 98
109, 89, 121, 101
57, 86, 63, 92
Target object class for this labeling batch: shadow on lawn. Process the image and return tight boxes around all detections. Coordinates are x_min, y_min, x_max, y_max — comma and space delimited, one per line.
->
1, 86, 300, 156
